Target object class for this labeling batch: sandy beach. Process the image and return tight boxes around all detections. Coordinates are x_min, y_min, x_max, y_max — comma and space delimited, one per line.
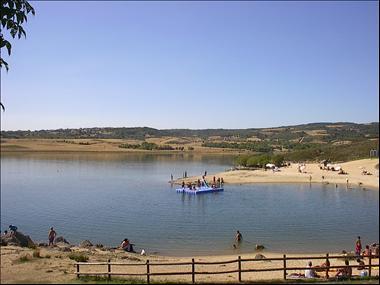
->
176, 159, 379, 190
1, 244, 379, 284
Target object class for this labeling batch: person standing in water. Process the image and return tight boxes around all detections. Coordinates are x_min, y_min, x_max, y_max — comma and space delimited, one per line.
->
235, 230, 243, 243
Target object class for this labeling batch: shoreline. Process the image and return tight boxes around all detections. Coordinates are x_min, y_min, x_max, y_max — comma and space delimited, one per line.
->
1, 244, 379, 284
174, 158, 379, 190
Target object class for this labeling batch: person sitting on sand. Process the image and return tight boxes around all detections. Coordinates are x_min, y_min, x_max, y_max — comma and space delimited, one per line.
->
8, 225, 17, 235
314, 258, 330, 279
305, 261, 319, 278
335, 260, 352, 279
371, 243, 379, 256
120, 238, 136, 253
363, 245, 371, 257
356, 258, 365, 270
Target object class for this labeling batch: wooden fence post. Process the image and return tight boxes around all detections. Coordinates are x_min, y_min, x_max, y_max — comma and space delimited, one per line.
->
283, 254, 287, 280
76, 263, 80, 278
146, 259, 150, 284
192, 258, 195, 284
107, 259, 111, 280
368, 252, 372, 277
238, 256, 242, 282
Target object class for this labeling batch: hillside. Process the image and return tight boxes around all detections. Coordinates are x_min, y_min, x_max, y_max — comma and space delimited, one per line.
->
1, 122, 378, 162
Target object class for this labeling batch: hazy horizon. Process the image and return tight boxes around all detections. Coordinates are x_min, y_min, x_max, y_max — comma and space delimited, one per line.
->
1, 1, 378, 130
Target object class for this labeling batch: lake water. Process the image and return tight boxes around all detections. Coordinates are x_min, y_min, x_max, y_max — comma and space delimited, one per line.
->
1, 153, 379, 256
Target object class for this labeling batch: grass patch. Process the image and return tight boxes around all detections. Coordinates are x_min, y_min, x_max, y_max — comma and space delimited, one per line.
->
1, 144, 29, 149
68, 252, 89, 262
18, 254, 32, 263
27, 243, 37, 249
32, 249, 42, 258
76, 276, 144, 284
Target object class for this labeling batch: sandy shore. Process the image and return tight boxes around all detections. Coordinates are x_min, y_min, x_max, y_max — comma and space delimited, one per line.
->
176, 159, 379, 190
1, 245, 378, 283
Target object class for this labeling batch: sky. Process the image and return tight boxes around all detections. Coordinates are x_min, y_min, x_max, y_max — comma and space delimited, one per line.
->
0, 1, 379, 131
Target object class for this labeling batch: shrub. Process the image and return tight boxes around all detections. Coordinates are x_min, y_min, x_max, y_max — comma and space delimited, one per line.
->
235, 155, 249, 167
68, 253, 89, 262
271, 154, 285, 166
32, 249, 41, 258
18, 255, 32, 263
27, 243, 37, 249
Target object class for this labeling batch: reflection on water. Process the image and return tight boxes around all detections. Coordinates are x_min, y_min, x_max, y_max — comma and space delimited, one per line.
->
1, 153, 379, 256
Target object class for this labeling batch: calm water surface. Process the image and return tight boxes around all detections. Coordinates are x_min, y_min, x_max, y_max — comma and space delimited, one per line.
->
1, 153, 379, 256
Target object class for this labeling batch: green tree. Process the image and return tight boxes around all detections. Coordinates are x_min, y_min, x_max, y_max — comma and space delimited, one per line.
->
1, 0, 35, 111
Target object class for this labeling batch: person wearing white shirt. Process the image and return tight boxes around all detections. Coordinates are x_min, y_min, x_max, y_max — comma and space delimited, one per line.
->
305, 261, 318, 278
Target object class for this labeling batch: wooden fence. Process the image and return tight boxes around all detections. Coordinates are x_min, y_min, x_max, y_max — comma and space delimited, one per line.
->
75, 253, 379, 283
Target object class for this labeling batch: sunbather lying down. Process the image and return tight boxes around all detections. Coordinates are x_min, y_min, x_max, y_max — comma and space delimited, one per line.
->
287, 273, 305, 279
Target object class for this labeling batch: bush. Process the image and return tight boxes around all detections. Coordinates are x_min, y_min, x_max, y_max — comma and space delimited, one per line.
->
68, 253, 89, 262
271, 154, 285, 166
18, 255, 32, 263
32, 249, 41, 258
235, 155, 249, 167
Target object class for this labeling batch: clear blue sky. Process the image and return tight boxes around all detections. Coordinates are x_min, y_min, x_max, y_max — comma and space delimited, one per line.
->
1, 1, 378, 130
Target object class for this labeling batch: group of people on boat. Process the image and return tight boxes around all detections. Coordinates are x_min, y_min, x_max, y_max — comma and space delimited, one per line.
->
181, 176, 224, 191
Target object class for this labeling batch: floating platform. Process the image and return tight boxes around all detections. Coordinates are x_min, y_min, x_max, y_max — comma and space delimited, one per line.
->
176, 186, 224, 194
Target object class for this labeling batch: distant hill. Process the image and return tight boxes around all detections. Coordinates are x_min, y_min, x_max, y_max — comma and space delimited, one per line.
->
1, 122, 378, 162
1, 122, 378, 142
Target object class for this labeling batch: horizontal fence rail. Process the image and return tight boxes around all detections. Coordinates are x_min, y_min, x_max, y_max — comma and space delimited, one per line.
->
75, 253, 379, 283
